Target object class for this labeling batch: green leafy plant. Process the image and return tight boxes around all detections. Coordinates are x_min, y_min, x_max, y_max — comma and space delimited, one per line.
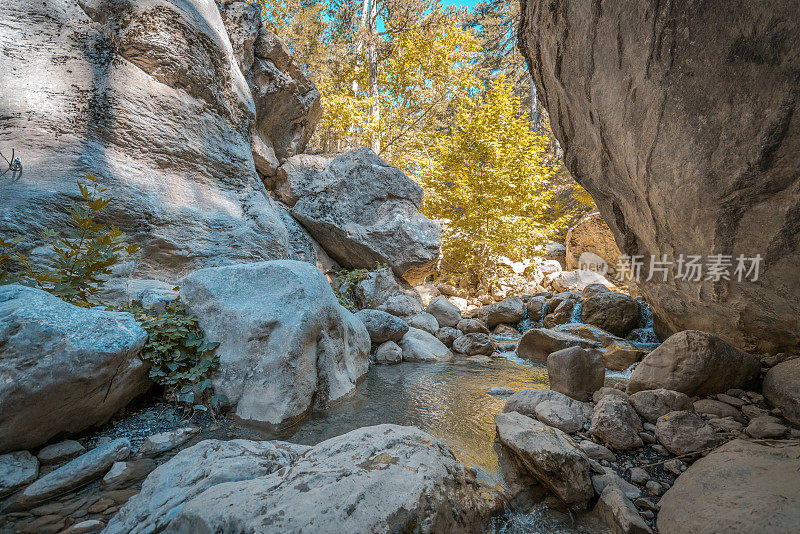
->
331, 266, 371, 312
126, 298, 227, 412
0, 236, 23, 285
16, 173, 140, 306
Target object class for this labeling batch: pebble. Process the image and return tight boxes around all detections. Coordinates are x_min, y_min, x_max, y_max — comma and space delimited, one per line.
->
645, 480, 663, 496
638, 431, 657, 444
629, 467, 650, 485
642, 422, 656, 433
634, 497, 659, 511
652, 444, 668, 456
37, 440, 86, 465
741, 404, 769, 419
486, 386, 514, 396
745, 416, 787, 438
716, 393, 745, 407
662, 458, 684, 476
641, 510, 655, 519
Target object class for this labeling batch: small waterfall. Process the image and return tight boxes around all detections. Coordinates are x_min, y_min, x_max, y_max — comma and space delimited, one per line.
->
518, 301, 548, 333
568, 300, 582, 323
627, 301, 660, 345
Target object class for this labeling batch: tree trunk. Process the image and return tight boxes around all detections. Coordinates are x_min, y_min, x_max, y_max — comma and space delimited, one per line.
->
530, 75, 539, 132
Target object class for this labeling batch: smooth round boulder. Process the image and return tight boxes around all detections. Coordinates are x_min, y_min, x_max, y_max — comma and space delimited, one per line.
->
452, 333, 496, 356
763, 358, 800, 425
373, 341, 402, 365
468, 297, 525, 327
655, 411, 719, 456
425, 295, 461, 328
627, 331, 760, 395
435, 326, 462, 347
355, 309, 409, 344
629, 389, 693, 424
547, 347, 605, 401
407, 312, 439, 335
456, 318, 489, 334
581, 292, 640, 337
397, 328, 451, 362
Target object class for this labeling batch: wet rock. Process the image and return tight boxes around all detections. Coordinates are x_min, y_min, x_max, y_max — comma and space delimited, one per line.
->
101, 459, 158, 489
590, 396, 644, 450
517, 327, 602, 361
655, 411, 719, 456
36, 441, 86, 465
526, 296, 548, 321
547, 347, 605, 401
181, 261, 370, 427
579, 440, 616, 462
138, 428, 200, 458
494, 412, 594, 504
593, 387, 629, 404
0, 285, 149, 453
373, 341, 403, 364
658, 439, 800, 533
627, 331, 760, 396
629, 389, 694, 424
434, 327, 461, 347
14, 439, 130, 508
275, 148, 441, 284
407, 312, 439, 335
581, 292, 640, 338
355, 309, 409, 344
456, 318, 489, 334
543, 298, 575, 328
0, 451, 38, 498
425, 296, 462, 328
745, 416, 787, 439
397, 327, 451, 362
550, 270, 615, 293
692, 399, 745, 423
602, 341, 649, 371
581, 283, 612, 299
763, 358, 800, 425
592, 471, 641, 500
105, 439, 310, 533
452, 333, 496, 356
467, 297, 525, 327
158, 426, 489, 533
596, 482, 653, 534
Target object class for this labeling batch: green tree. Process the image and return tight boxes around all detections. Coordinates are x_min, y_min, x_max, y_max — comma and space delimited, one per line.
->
419, 80, 567, 285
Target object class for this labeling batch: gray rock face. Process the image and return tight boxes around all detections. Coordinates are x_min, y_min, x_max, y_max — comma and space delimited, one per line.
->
355, 309, 409, 344
373, 341, 403, 364
590, 396, 644, 450
0, 451, 38, 498
15, 439, 131, 508
273, 148, 442, 285
517, 327, 602, 361
452, 333, 496, 356
159, 426, 489, 533
105, 439, 309, 534
0, 285, 148, 453
629, 389, 694, 424
216, 0, 321, 166
658, 439, 800, 533
37, 441, 86, 465
0, 0, 301, 291
547, 347, 605, 401
627, 331, 760, 395
655, 411, 719, 456
581, 292, 641, 338
354, 268, 424, 313
426, 295, 462, 328
520, 0, 800, 353
566, 214, 623, 276
180, 261, 370, 428
397, 327, 451, 362
494, 412, 593, 505
763, 358, 800, 425
468, 297, 525, 327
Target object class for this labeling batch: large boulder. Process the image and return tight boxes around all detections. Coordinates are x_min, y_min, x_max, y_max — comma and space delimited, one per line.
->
763, 358, 800, 425
180, 261, 370, 428
658, 439, 800, 533
547, 347, 605, 402
0, 285, 148, 453
628, 389, 693, 424
589, 396, 643, 450
143, 426, 489, 533
566, 213, 623, 277
549, 270, 615, 293
517, 327, 602, 361
0, 0, 305, 296
580, 292, 641, 338
397, 327, 451, 362
355, 309, 409, 344
494, 412, 593, 505
272, 148, 442, 284
467, 297, 525, 327
426, 295, 462, 328
520, 0, 800, 353
627, 331, 760, 395
452, 333, 496, 356
655, 411, 719, 456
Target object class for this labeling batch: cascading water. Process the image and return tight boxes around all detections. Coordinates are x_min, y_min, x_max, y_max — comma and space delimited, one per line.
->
626, 300, 660, 345
568, 300, 582, 323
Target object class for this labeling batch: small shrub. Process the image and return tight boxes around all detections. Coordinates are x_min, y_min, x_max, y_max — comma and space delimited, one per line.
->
0, 236, 22, 285
125, 298, 227, 412
331, 266, 371, 312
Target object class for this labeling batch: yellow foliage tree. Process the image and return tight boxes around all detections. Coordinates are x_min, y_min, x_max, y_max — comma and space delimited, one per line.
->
419, 79, 567, 285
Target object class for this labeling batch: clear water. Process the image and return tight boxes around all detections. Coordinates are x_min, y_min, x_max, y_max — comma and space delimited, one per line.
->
627, 301, 660, 344
568, 301, 582, 323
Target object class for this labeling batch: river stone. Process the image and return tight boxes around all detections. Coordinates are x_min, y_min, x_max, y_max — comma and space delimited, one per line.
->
373, 341, 403, 364
547, 347, 605, 401
452, 333, 496, 356
435, 327, 461, 347
590, 396, 644, 450
355, 309, 409, 344
163, 425, 489, 533
397, 327, 451, 362
0, 285, 148, 453
377, 294, 426, 319
493, 324, 520, 337
603, 341, 648, 371
550, 270, 615, 293
578, 441, 616, 462
581, 292, 641, 338
658, 439, 800, 533
180, 261, 370, 428
37, 440, 86, 465
456, 318, 489, 334
517, 327, 602, 361
138, 428, 200, 458
692, 399, 745, 423
543, 298, 576, 328
353, 267, 419, 310
534, 398, 592, 434
408, 312, 440, 335
274, 148, 442, 285
629, 389, 694, 424
745, 416, 787, 439
763, 358, 800, 425
104, 439, 309, 534
62, 520, 105, 534
591, 471, 641, 500
596, 484, 652, 534
468, 297, 525, 327
494, 412, 593, 505
627, 331, 761, 395
503, 388, 587, 419
526, 296, 548, 322
0, 451, 39, 498
13, 439, 130, 508
655, 411, 719, 456
426, 295, 462, 328
520, 0, 800, 354
593, 387, 629, 404
101, 459, 158, 489
553, 323, 621, 346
